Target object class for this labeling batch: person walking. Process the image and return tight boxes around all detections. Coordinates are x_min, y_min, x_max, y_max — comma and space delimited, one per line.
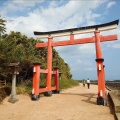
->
86, 78, 90, 89
82, 79, 86, 87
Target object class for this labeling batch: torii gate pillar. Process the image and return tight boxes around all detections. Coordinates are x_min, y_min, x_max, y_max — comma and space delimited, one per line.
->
94, 30, 106, 105
46, 37, 53, 94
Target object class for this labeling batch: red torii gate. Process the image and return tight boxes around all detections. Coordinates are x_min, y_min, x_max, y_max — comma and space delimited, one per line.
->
32, 20, 119, 105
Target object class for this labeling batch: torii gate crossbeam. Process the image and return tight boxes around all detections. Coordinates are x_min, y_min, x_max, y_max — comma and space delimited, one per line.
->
36, 35, 117, 48
32, 20, 119, 105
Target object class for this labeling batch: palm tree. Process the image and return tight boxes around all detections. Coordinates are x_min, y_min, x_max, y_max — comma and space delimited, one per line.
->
0, 16, 6, 40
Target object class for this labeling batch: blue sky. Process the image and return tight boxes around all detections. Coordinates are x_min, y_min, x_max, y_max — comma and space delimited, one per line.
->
0, 0, 120, 80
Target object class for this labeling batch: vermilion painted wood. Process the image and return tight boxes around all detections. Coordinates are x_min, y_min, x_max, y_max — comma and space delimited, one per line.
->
95, 31, 102, 58
40, 69, 48, 73
70, 34, 74, 41
39, 86, 56, 93
40, 69, 56, 74
46, 37, 53, 91
34, 29, 118, 100
94, 31, 105, 98
33, 64, 58, 94
33, 64, 40, 95
54, 68, 59, 91
51, 86, 56, 90
36, 35, 117, 48
39, 88, 47, 93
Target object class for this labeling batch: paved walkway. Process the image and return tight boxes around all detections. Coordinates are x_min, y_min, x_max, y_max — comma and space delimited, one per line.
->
0, 84, 115, 120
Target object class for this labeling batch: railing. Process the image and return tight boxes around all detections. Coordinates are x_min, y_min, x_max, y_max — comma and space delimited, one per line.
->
0, 80, 6, 87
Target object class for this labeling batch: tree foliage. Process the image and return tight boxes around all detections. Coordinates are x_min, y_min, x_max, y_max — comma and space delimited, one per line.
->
0, 16, 6, 40
0, 31, 73, 83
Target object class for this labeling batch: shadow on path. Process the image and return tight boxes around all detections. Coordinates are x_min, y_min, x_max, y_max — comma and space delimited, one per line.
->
60, 92, 97, 105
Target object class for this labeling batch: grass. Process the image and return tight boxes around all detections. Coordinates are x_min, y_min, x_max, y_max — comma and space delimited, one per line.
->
15, 77, 79, 94
0, 78, 79, 98
60, 78, 79, 90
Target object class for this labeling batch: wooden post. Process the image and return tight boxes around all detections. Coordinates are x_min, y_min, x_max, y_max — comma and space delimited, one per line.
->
45, 37, 53, 96
94, 31, 106, 105
53, 68, 59, 93
32, 63, 40, 100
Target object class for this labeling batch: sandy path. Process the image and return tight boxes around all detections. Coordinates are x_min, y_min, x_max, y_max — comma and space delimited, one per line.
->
0, 84, 114, 120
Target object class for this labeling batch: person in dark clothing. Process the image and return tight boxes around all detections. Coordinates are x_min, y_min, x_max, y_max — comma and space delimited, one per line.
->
86, 78, 90, 89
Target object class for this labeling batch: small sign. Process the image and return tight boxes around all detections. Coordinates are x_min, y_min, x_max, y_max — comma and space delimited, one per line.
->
99, 64, 101, 70
32, 88, 34, 94
33, 67, 36, 72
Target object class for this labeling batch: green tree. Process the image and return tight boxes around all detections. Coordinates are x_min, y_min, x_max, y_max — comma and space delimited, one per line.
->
0, 16, 6, 40
0, 31, 79, 88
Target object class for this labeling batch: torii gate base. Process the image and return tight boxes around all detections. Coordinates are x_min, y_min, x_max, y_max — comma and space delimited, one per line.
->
32, 20, 119, 105
32, 63, 60, 101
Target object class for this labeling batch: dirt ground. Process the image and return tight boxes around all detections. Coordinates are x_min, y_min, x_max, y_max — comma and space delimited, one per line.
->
0, 84, 115, 120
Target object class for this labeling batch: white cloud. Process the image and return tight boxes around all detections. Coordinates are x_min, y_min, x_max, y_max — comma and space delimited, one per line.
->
0, 0, 44, 16
54, 43, 95, 60
84, 67, 96, 71
70, 60, 95, 72
71, 59, 92, 66
3, 0, 108, 38
2, 0, 117, 80
107, 1, 115, 8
